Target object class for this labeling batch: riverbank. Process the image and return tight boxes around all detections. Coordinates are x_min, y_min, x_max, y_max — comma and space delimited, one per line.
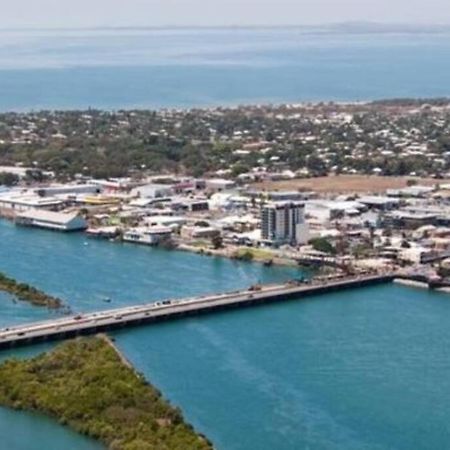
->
178, 243, 300, 267
393, 278, 429, 289
0, 271, 63, 309
0, 336, 212, 450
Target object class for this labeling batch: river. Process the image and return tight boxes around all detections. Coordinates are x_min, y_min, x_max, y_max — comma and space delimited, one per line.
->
1, 220, 450, 449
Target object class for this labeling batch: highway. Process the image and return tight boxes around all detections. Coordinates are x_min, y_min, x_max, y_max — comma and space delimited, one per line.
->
0, 273, 394, 349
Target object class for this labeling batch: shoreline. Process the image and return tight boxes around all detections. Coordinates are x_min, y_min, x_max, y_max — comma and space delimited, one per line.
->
99, 333, 134, 369
393, 278, 429, 289
177, 243, 301, 268
0, 96, 447, 115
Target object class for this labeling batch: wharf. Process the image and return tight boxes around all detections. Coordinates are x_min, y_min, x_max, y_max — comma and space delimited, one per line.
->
0, 273, 395, 350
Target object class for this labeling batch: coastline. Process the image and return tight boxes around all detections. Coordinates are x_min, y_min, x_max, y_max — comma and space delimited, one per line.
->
177, 243, 301, 268
98, 334, 133, 370
393, 278, 429, 289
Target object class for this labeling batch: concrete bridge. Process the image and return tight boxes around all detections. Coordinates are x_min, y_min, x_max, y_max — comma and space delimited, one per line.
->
0, 273, 395, 350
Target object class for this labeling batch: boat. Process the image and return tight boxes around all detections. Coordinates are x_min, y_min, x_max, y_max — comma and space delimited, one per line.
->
123, 226, 172, 246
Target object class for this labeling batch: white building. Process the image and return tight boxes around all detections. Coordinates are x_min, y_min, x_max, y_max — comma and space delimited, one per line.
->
205, 178, 236, 192
0, 192, 63, 212
261, 201, 309, 245
15, 210, 87, 231
143, 215, 187, 229
123, 226, 172, 246
130, 183, 174, 199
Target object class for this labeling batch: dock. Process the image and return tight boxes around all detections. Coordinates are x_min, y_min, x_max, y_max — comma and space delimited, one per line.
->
0, 273, 395, 350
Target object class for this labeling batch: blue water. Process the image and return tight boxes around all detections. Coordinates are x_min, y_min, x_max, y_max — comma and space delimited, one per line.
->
0, 219, 300, 449
0, 220, 299, 321
2, 218, 450, 448
115, 284, 450, 450
0, 28, 449, 110
0, 408, 102, 450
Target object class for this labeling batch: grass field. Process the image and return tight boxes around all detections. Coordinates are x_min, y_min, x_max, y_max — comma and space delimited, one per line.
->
253, 175, 449, 194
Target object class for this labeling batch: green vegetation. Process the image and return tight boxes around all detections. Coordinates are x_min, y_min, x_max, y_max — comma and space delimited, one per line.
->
189, 240, 209, 249
0, 337, 212, 450
0, 172, 19, 186
1, 101, 450, 180
233, 247, 274, 261
0, 272, 62, 308
352, 243, 373, 258
309, 237, 336, 255
234, 249, 254, 261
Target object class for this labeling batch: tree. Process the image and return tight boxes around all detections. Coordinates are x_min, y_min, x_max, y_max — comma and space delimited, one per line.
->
309, 237, 336, 255
25, 169, 47, 183
0, 172, 19, 186
306, 155, 327, 176
231, 163, 250, 177
211, 234, 223, 249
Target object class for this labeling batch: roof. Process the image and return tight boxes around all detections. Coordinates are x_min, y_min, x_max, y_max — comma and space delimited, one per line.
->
17, 210, 81, 225
0, 193, 62, 207
359, 196, 400, 205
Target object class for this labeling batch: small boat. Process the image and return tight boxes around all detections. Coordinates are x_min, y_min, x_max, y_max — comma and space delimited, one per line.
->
102, 297, 112, 303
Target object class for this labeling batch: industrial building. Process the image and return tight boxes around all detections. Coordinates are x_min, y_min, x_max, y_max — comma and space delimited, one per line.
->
0, 192, 64, 212
15, 210, 87, 231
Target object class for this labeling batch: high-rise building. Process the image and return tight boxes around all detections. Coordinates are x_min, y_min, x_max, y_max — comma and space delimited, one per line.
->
261, 201, 308, 245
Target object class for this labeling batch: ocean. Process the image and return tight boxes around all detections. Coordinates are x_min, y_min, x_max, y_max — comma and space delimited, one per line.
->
0, 27, 449, 111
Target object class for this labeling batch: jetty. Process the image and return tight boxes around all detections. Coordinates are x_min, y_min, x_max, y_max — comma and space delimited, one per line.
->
0, 273, 395, 350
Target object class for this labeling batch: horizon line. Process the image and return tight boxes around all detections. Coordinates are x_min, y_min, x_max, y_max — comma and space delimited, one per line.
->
2, 21, 450, 32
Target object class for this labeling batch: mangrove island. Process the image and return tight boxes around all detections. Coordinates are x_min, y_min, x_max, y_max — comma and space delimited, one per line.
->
0, 336, 213, 450
0, 271, 63, 308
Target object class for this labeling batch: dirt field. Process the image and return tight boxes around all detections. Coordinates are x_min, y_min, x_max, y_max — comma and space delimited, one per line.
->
253, 175, 450, 194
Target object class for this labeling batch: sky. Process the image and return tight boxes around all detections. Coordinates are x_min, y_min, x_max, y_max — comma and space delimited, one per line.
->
1, 0, 450, 28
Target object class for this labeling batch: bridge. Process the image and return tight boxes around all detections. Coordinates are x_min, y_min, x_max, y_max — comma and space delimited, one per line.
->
0, 273, 395, 350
